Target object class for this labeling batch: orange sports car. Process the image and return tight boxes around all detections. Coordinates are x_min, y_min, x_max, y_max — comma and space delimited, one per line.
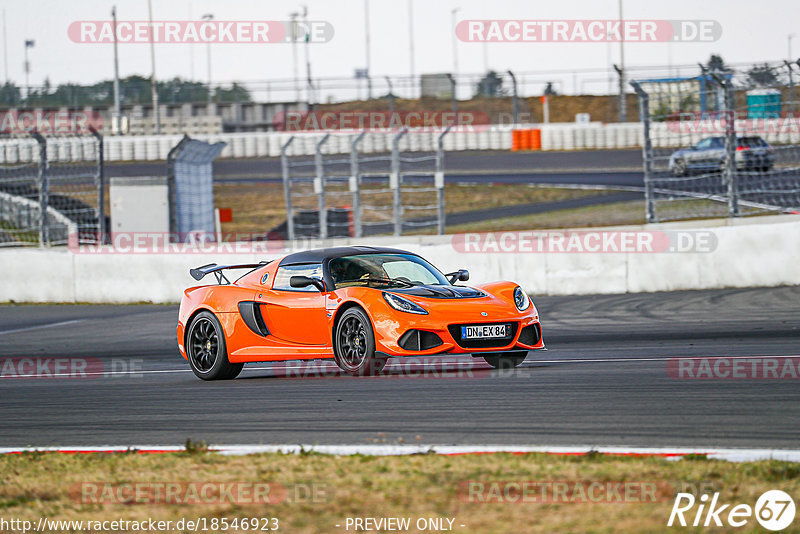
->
177, 246, 544, 380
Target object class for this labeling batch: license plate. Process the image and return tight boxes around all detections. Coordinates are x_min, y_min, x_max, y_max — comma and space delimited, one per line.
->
461, 324, 508, 339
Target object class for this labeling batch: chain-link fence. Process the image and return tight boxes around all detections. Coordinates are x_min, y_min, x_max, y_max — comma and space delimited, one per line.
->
0, 132, 105, 246
280, 130, 449, 239
632, 65, 800, 222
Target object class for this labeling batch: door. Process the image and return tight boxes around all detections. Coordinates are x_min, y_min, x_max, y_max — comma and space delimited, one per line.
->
688, 137, 712, 168
258, 263, 330, 346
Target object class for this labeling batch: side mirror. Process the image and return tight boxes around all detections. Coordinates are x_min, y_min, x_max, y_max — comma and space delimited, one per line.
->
290, 275, 326, 292
447, 269, 469, 284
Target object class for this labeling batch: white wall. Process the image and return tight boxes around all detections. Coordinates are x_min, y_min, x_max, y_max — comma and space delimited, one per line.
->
3, 119, 800, 165
1, 214, 798, 303
0, 123, 646, 164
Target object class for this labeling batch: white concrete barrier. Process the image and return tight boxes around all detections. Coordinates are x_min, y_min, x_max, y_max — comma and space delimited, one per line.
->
3, 119, 797, 165
1, 214, 798, 303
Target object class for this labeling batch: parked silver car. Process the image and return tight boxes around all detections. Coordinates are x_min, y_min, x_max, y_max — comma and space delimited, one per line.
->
668, 136, 774, 176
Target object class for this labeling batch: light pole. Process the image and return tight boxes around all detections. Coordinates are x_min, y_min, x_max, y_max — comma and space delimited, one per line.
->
302, 5, 313, 106
507, 70, 518, 125
23, 39, 33, 103
787, 34, 796, 114
385, 75, 394, 116
112, 6, 122, 134
447, 73, 457, 116
364, 0, 372, 100
606, 31, 613, 96
451, 7, 460, 100
3, 10, 7, 86
202, 13, 213, 104
407, 0, 415, 98
617, 0, 626, 122
289, 11, 300, 102
147, 0, 160, 134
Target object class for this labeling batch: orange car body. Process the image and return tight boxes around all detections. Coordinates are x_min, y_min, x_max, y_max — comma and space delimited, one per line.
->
177, 247, 544, 363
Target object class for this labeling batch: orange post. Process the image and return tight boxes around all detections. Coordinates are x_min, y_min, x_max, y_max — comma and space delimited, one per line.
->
520, 129, 532, 150
530, 128, 542, 150
511, 129, 522, 151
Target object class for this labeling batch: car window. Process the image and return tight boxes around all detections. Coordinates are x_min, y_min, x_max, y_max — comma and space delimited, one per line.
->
695, 138, 712, 150
738, 137, 767, 148
710, 137, 725, 148
329, 254, 449, 289
272, 264, 324, 291
382, 260, 440, 284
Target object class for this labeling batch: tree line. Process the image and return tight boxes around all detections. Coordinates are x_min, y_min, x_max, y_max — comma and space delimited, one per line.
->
0, 76, 251, 107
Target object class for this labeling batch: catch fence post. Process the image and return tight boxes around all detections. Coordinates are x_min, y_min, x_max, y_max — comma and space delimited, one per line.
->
280, 136, 296, 241
350, 132, 367, 238
391, 129, 408, 236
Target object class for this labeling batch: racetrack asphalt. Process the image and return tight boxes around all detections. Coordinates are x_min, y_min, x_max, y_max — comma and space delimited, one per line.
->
107, 149, 645, 187
1, 286, 798, 449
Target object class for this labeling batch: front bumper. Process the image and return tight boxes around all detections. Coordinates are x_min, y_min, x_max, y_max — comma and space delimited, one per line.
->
374, 314, 544, 357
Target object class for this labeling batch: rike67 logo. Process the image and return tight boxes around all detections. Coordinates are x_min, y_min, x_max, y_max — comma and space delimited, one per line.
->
668, 490, 796, 531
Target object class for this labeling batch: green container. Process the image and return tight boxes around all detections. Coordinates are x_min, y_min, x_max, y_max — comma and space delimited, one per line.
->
747, 89, 781, 118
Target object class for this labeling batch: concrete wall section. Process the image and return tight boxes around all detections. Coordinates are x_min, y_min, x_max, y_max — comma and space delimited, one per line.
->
1, 214, 798, 303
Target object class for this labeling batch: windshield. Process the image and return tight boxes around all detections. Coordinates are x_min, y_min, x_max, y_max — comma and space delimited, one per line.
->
329, 254, 450, 289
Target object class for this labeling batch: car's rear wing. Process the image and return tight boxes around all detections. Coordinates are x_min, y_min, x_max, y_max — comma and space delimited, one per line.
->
189, 262, 270, 285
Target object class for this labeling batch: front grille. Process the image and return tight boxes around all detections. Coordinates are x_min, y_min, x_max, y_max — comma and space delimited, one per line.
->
398, 329, 444, 351
518, 323, 541, 346
447, 322, 518, 349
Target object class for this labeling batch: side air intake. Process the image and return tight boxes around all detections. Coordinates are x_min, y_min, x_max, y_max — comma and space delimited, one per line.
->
238, 301, 269, 337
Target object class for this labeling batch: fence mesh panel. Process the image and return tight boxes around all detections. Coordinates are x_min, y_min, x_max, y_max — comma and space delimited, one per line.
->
281, 131, 447, 239
634, 65, 800, 223
0, 134, 104, 246
0, 143, 41, 245
45, 137, 103, 244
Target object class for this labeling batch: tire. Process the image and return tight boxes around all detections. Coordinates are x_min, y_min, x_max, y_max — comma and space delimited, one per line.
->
334, 307, 386, 376
672, 159, 686, 177
483, 352, 527, 369
186, 311, 243, 380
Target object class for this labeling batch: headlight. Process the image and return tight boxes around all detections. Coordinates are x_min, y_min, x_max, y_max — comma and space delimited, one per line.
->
383, 292, 428, 315
513, 286, 530, 311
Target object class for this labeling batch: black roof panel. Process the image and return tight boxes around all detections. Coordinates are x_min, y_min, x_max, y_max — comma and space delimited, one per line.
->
279, 246, 416, 266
